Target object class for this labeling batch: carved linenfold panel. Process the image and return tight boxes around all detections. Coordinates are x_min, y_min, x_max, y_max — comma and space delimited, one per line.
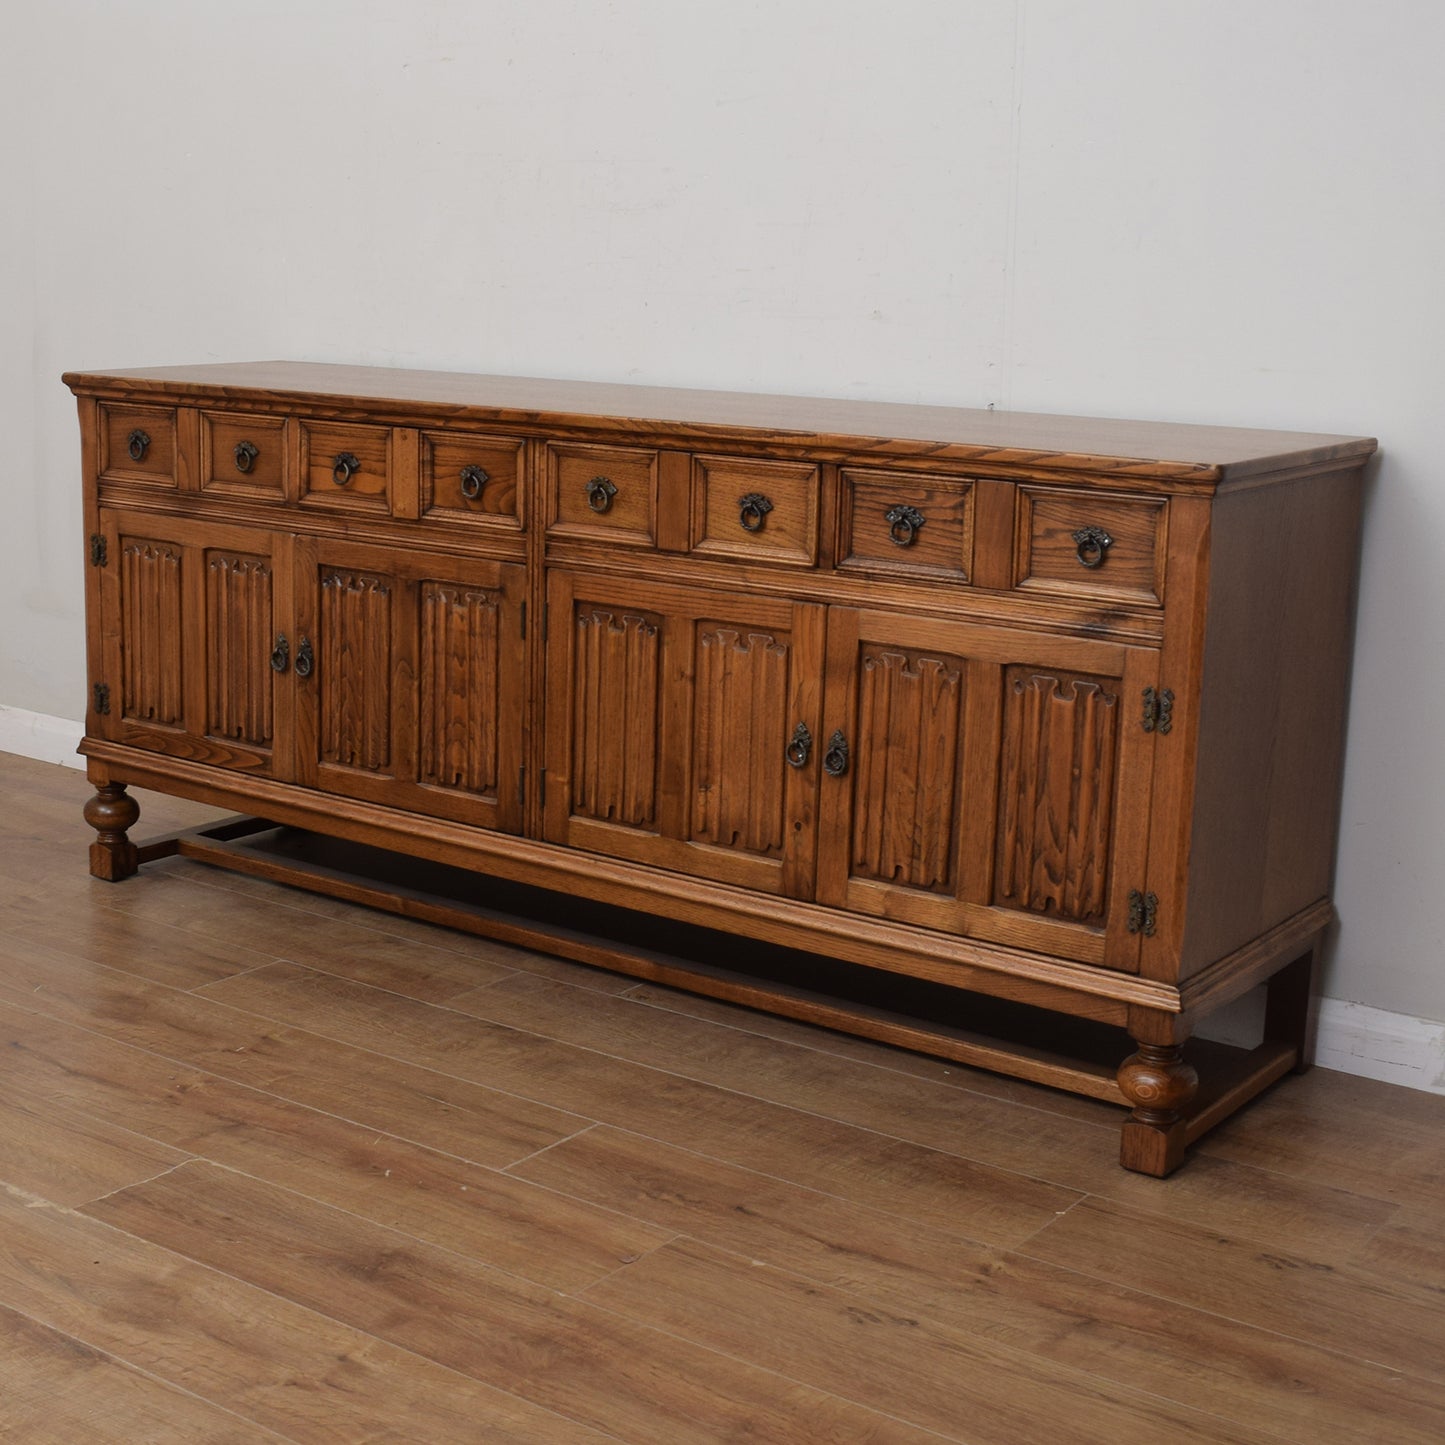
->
204, 552, 273, 748
419, 583, 502, 795
996, 666, 1120, 922
571, 607, 661, 827
319, 568, 393, 771
119, 538, 183, 726
690, 625, 791, 857
850, 647, 965, 891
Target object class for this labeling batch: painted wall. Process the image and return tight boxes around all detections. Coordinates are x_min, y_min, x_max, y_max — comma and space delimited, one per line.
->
3, 1, 1441, 1024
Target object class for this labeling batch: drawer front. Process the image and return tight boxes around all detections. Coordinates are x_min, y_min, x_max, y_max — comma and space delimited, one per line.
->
201, 412, 286, 500
99, 404, 178, 486
690, 455, 820, 567
837, 467, 975, 582
547, 442, 657, 547
300, 421, 391, 513
420, 430, 524, 530
1015, 488, 1166, 605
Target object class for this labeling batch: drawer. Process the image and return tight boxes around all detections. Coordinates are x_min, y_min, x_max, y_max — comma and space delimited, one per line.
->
98, 403, 178, 487
837, 467, 975, 582
201, 411, 286, 500
690, 455, 820, 567
299, 420, 391, 513
420, 430, 524, 530
1015, 487, 1167, 605
546, 441, 657, 547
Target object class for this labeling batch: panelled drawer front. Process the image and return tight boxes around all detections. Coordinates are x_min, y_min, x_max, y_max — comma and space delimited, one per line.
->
201, 412, 286, 500
98, 403, 178, 486
547, 442, 657, 547
690, 455, 820, 567
1015, 487, 1167, 606
420, 430, 524, 530
837, 467, 975, 582
300, 420, 391, 513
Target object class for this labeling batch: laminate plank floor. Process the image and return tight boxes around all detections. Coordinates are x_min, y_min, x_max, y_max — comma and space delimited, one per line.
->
2, 751, 1443, 1443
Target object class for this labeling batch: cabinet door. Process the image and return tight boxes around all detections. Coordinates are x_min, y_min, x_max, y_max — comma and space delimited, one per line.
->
543, 570, 824, 896
816, 607, 1157, 970
292, 537, 526, 833
94, 510, 288, 776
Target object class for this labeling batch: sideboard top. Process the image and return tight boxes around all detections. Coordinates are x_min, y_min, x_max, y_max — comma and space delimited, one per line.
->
63, 360, 1376, 485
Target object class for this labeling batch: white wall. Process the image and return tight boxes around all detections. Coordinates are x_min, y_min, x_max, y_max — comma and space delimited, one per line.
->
4, 1, 1442, 1029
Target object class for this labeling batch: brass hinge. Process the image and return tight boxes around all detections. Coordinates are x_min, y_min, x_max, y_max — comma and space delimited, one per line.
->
520, 601, 527, 640
89, 533, 108, 567
93, 683, 111, 715
1127, 888, 1159, 936
542, 603, 550, 642
1142, 686, 1174, 734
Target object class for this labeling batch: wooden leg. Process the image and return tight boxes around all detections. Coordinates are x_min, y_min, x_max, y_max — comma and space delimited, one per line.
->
1117, 1040, 1199, 1177
84, 782, 140, 881
1264, 940, 1325, 1073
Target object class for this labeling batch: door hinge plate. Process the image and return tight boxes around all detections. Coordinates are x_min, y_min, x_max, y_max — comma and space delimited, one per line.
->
1127, 888, 1159, 936
93, 682, 111, 715
1142, 686, 1174, 734
89, 533, 108, 567
520, 602, 527, 640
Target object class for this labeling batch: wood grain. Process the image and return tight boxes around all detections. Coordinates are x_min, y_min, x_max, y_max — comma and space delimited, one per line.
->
87, 1161, 950, 1445
0, 1188, 610, 1443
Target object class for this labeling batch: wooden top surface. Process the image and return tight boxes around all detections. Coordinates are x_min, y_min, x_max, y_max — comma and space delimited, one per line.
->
63, 360, 1377, 483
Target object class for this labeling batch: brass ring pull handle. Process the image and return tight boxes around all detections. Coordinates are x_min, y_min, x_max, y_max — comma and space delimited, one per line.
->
585, 475, 617, 513
234, 440, 260, 474
785, 722, 813, 769
738, 493, 773, 532
1072, 525, 1114, 569
332, 452, 361, 487
126, 429, 151, 462
459, 464, 489, 500
885, 504, 925, 548
822, 729, 850, 778
269, 634, 290, 674
294, 636, 315, 679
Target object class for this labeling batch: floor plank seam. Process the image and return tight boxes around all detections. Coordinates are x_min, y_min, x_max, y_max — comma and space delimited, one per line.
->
500, 1121, 604, 1174
79, 1159, 199, 1213
60, 1187, 640, 1445
0, 1296, 303, 1444
1009, 1225, 1437, 1385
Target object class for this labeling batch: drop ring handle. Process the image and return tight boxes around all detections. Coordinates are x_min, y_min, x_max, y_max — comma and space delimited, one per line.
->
269, 634, 290, 674
332, 452, 361, 487
1073, 524, 1114, 569
738, 492, 773, 532
234, 440, 260, 474
126, 429, 151, 462
585, 475, 617, 513
785, 722, 812, 769
885, 504, 925, 548
823, 729, 850, 778
459, 465, 489, 500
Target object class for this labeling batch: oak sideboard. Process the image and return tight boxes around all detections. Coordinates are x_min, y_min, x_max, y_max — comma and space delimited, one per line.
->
65, 362, 1375, 1175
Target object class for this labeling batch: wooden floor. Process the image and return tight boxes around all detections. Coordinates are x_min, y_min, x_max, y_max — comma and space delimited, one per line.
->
1, 753, 1443, 1443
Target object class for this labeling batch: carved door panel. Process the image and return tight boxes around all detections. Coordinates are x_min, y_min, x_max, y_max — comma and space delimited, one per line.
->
293, 537, 526, 833
94, 510, 288, 776
816, 607, 1157, 971
543, 570, 824, 896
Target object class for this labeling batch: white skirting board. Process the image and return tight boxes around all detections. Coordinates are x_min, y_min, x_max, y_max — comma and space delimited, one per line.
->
4, 703, 1441, 1097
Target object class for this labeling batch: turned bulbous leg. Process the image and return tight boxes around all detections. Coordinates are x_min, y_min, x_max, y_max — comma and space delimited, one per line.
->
84, 782, 140, 881
1117, 1040, 1199, 1177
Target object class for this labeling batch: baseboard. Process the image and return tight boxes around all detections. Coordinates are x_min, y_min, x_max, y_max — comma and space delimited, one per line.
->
0, 706, 84, 769
3, 701, 1441, 1094
1315, 998, 1445, 1095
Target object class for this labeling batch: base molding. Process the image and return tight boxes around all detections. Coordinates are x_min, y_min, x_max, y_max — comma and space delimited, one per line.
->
10, 704, 1441, 1095
0, 705, 84, 769
1315, 998, 1445, 1095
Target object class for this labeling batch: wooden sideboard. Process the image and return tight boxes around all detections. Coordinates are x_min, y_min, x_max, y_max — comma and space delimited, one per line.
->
65, 362, 1375, 1175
